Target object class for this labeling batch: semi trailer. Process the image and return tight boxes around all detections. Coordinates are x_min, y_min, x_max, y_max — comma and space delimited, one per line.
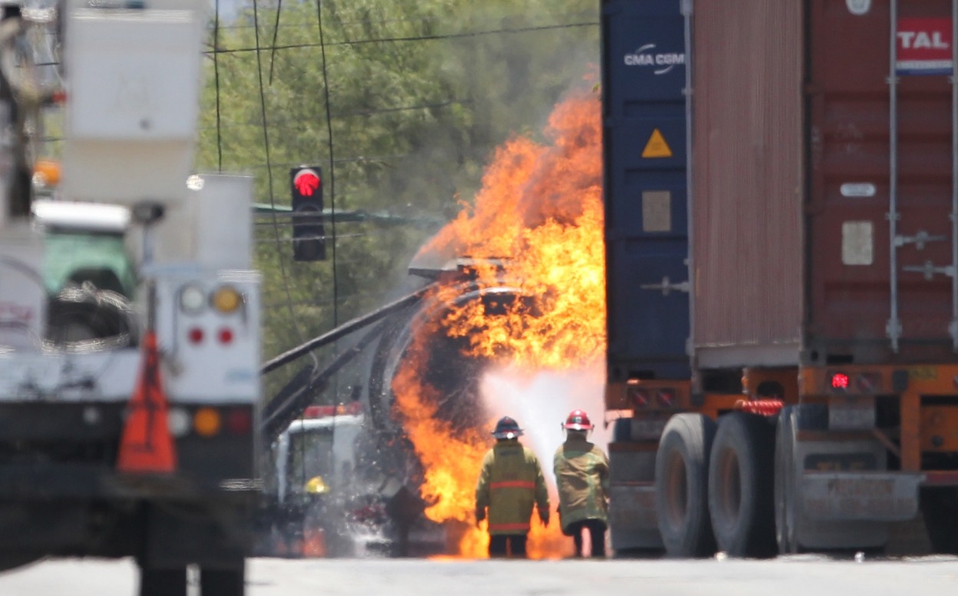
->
605, 0, 958, 557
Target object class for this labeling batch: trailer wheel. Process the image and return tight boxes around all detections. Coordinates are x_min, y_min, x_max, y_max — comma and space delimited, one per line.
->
654, 413, 717, 557
708, 412, 776, 558
139, 567, 187, 596
921, 487, 958, 554
200, 561, 246, 596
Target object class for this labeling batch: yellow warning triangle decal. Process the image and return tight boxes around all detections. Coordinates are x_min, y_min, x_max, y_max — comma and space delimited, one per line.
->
642, 128, 673, 158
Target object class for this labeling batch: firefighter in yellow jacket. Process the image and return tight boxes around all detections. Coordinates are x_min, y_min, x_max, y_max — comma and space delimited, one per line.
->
475, 416, 550, 558
554, 409, 609, 557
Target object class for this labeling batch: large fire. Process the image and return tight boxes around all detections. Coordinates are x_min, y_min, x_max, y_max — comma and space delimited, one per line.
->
392, 85, 606, 558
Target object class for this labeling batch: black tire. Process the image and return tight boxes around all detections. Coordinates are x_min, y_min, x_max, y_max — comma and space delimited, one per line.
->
921, 487, 958, 554
200, 562, 245, 596
655, 413, 717, 557
139, 567, 187, 596
708, 412, 777, 558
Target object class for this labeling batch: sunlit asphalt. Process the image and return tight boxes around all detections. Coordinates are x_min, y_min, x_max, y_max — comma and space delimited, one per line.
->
1, 555, 957, 596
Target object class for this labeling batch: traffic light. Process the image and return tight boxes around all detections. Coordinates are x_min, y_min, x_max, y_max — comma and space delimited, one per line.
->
290, 166, 326, 262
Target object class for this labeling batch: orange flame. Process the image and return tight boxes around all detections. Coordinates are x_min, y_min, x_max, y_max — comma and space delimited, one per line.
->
423, 90, 606, 369
392, 85, 605, 558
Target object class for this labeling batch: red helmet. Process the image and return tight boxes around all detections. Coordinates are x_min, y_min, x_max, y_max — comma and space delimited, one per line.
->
563, 409, 594, 431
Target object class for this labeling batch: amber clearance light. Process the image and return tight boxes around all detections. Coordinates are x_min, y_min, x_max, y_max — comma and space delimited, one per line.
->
193, 408, 221, 437
33, 160, 61, 187
212, 286, 242, 314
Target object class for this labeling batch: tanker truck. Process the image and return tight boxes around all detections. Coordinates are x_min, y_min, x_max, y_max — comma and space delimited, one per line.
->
605, 0, 958, 557
0, 0, 261, 593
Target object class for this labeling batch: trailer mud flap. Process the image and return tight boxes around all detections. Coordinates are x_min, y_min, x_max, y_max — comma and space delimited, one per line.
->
609, 482, 662, 550
801, 473, 922, 522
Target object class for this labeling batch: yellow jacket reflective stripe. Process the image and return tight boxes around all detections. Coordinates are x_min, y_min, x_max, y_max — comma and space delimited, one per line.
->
490, 480, 536, 490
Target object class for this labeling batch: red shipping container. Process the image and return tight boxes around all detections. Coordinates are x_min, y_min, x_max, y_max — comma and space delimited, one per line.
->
692, 0, 958, 368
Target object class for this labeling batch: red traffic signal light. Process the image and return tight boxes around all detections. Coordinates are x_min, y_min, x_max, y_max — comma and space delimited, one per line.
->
290, 166, 326, 262
293, 169, 321, 197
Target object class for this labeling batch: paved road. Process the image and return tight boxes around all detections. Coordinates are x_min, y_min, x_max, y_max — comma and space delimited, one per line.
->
1, 555, 957, 596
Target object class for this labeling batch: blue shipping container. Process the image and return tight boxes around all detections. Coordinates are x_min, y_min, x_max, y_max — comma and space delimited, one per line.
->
602, 0, 690, 382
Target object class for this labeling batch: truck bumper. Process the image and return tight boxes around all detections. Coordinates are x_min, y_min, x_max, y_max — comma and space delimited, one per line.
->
0, 402, 259, 563
608, 444, 662, 551
608, 482, 663, 551
0, 401, 257, 499
0, 461, 259, 499
801, 472, 922, 522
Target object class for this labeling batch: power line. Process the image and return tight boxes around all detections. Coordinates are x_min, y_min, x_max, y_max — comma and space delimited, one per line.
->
195, 99, 470, 130
212, 10, 597, 32
252, 0, 315, 364
195, 156, 409, 172
263, 292, 390, 309
263, 298, 365, 309
252, 232, 366, 240
213, 0, 223, 171
316, 0, 339, 328
204, 21, 600, 56
267, 0, 282, 84
335, 99, 470, 117
212, 14, 447, 31
253, 212, 442, 226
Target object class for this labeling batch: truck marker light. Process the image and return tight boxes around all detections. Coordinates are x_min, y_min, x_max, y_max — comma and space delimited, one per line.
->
218, 328, 234, 345
628, 387, 651, 408
179, 284, 206, 314
193, 407, 221, 437
656, 389, 676, 408
831, 373, 850, 390
226, 408, 252, 435
341, 401, 363, 415
33, 160, 61, 188
82, 406, 100, 425
167, 408, 191, 437
856, 373, 881, 393
303, 405, 336, 418
212, 286, 242, 314
188, 327, 204, 344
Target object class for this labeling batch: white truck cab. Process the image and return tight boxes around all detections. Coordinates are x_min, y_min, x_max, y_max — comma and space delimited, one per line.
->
270, 402, 388, 558
275, 403, 365, 506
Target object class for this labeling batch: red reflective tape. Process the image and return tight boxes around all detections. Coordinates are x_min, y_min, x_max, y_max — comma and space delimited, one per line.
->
489, 481, 536, 490
488, 523, 530, 531
734, 399, 784, 417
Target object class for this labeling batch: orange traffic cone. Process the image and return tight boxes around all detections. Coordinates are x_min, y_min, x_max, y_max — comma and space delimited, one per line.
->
117, 331, 177, 473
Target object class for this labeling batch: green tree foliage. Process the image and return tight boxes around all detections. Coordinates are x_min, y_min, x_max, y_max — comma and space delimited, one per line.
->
195, 0, 598, 398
